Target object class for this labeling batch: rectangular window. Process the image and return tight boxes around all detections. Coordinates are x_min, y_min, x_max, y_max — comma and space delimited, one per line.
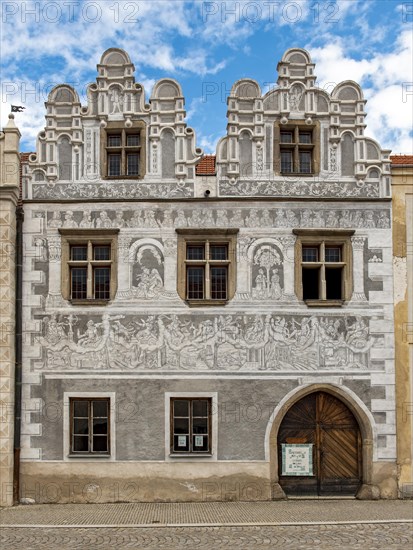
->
171, 398, 211, 454
108, 153, 121, 176
294, 230, 354, 305
68, 242, 112, 301
277, 123, 316, 175
177, 230, 237, 305
105, 130, 141, 178
281, 150, 293, 173
70, 398, 110, 455
60, 231, 118, 303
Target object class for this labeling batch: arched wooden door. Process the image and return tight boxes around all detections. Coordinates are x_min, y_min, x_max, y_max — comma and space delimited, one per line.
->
278, 392, 362, 496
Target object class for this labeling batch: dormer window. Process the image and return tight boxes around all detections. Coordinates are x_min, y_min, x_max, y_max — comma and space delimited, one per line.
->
275, 121, 320, 176
101, 121, 146, 179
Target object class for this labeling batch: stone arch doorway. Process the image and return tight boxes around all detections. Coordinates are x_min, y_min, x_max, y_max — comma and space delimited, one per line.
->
276, 390, 363, 496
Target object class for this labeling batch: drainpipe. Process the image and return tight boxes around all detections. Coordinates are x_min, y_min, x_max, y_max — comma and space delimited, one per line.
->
13, 204, 24, 504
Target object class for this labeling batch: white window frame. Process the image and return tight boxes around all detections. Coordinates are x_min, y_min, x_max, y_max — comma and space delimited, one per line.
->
63, 392, 116, 461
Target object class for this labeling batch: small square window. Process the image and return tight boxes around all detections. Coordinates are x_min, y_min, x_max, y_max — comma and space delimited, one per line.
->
126, 134, 140, 146
107, 135, 121, 147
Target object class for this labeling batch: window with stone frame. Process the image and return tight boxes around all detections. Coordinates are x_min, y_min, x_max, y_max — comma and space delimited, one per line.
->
293, 229, 354, 306
59, 229, 118, 303
70, 398, 110, 455
176, 229, 238, 305
170, 398, 212, 454
274, 121, 320, 175
101, 121, 146, 179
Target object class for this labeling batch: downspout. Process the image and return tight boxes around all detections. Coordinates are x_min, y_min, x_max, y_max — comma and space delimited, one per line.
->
13, 204, 24, 504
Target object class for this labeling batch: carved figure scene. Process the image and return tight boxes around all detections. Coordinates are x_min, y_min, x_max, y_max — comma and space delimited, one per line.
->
37, 313, 377, 373
46, 207, 390, 230
251, 245, 283, 300
131, 245, 164, 299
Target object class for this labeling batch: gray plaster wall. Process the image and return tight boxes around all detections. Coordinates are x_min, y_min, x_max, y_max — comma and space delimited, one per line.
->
32, 377, 379, 461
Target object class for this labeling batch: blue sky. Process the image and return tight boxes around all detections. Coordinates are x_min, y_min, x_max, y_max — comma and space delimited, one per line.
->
1, 0, 412, 154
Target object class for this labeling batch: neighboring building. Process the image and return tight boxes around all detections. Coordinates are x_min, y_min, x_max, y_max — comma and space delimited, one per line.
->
0, 114, 21, 506
19, 48, 397, 503
391, 155, 413, 499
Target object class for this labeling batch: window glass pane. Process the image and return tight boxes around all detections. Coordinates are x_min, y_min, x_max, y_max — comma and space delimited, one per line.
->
93, 418, 108, 435
192, 417, 208, 434
93, 400, 108, 417
108, 153, 121, 176
187, 266, 204, 299
302, 267, 320, 300
127, 134, 140, 146
280, 132, 293, 143
127, 153, 139, 175
174, 418, 189, 434
174, 435, 189, 452
107, 135, 121, 147
302, 246, 318, 262
325, 247, 341, 262
299, 151, 312, 173
71, 267, 87, 299
92, 436, 108, 452
93, 246, 110, 261
192, 434, 208, 452
73, 436, 89, 452
299, 132, 312, 144
211, 267, 227, 300
326, 267, 343, 299
186, 245, 205, 260
94, 267, 110, 300
71, 245, 87, 261
192, 400, 208, 417
73, 400, 88, 417
73, 418, 89, 435
174, 400, 189, 417
210, 245, 228, 260
281, 151, 293, 172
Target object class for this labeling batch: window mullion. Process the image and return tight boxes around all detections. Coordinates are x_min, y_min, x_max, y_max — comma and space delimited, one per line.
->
88, 401, 92, 454
205, 241, 210, 299
87, 241, 93, 299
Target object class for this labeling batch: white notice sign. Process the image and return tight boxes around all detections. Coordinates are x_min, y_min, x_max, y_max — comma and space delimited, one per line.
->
178, 436, 187, 447
194, 435, 203, 447
281, 444, 314, 476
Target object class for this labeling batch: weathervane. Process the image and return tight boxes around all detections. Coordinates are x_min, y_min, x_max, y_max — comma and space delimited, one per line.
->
11, 105, 25, 113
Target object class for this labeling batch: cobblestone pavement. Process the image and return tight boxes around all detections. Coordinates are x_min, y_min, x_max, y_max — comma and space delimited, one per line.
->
1, 523, 412, 549
1, 501, 412, 549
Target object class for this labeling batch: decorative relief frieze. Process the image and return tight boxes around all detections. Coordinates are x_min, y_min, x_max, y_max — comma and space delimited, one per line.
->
45, 207, 391, 230
36, 312, 379, 373
219, 179, 379, 198
33, 181, 194, 200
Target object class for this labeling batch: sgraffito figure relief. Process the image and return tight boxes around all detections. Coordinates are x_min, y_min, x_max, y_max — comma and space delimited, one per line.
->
131, 244, 164, 299
37, 313, 377, 373
251, 245, 283, 300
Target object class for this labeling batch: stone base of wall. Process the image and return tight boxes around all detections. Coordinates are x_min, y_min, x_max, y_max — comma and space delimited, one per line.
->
18, 460, 399, 504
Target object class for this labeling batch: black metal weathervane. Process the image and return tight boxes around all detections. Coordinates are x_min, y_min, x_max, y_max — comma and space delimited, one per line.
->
11, 105, 25, 112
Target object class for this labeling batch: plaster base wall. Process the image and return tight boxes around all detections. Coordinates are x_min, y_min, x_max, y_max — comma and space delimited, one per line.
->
20, 461, 271, 503
19, 459, 398, 504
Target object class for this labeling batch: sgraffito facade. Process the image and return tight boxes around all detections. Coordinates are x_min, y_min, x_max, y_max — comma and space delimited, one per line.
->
19, 48, 397, 502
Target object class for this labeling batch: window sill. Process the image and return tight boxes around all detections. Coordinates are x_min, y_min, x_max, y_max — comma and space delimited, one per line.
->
169, 453, 213, 458
281, 172, 315, 176
185, 300, 228, 307
70, 299, 111, 306
304, 299, 345, 307
67, 454, 111, 459
103, 175, 143, 180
